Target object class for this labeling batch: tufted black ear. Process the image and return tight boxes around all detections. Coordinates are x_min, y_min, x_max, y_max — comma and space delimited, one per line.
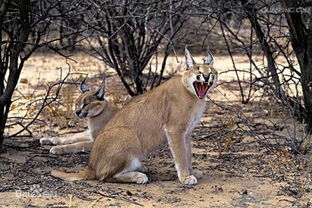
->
94, 75, 106, 100
204, 46, 214, 65
80, 77, 90, 93
185, 46, 196, 69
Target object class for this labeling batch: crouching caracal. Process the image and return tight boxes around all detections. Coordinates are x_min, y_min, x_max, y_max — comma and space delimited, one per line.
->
40, 78, 118, 154
52, 47, 218, 185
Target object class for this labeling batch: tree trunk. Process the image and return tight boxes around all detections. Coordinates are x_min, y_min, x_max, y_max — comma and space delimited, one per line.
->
0, 0, 30, 150
280, 0, 312, 132
241, 0, 286, 101
304, 17, 312, 133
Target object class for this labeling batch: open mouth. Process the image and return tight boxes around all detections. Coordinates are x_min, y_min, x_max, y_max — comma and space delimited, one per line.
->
193, 81, 213, 99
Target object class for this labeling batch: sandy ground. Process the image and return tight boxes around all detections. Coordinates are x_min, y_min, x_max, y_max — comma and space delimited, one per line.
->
0, 53, 311, 207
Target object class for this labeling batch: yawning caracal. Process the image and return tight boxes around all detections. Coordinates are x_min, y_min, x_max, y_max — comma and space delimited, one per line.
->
52, 47, 218, 185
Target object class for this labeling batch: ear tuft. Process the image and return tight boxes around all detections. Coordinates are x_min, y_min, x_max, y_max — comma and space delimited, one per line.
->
185, 46, 196, 69
204, 46, 214, 65
80, 77, 90, 93
94, 75, 106, 100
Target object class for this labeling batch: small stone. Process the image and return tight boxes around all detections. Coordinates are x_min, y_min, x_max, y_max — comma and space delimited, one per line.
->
306, 185, 312, 192
241, 189, 248, 195
212, 185, 223, 194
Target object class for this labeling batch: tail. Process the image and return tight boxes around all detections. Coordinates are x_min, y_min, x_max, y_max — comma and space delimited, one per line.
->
51, 168, 95, 181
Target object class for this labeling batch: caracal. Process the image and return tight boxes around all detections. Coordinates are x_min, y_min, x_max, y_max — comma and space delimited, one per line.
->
40, 78, 118, 154
52, 47, 218, 185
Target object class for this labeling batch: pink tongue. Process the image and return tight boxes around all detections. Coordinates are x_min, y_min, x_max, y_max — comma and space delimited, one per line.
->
198, 84, 206, 99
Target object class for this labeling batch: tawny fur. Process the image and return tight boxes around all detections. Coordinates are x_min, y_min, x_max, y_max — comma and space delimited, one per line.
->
51, 48, 218, 185
40, 80, 119, 154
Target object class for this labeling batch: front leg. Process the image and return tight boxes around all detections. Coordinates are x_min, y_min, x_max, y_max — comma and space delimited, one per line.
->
185, 136, 203, 179
40, 131, 90, 145
50, 141, 93, 154
165, 129, 197, 185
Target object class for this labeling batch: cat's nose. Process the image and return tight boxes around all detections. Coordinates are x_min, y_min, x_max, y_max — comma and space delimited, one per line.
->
203, 74, 210, 82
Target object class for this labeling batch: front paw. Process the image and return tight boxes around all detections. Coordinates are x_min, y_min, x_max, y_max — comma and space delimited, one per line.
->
179, 175, 197, 185
136, 173, 149, 184
50, 146, 64, 155
40, 137, 53, 145
40, 137, 62, 145
192, 169, 203, 179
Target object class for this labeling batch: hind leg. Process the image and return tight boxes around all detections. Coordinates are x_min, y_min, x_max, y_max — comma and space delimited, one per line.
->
90, 127, 148, 183
113, 172, 148, 184
112, 158, 148, 184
